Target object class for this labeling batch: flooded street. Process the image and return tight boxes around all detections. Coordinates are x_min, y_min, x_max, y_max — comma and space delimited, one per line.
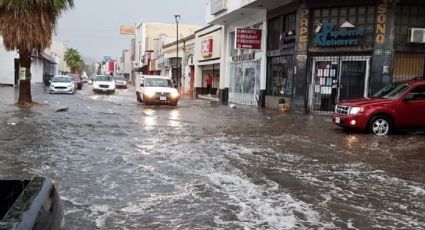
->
0, 85, 424, 229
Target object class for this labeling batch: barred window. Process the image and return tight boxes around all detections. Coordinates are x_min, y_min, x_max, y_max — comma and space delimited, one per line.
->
395, 5, 425, 49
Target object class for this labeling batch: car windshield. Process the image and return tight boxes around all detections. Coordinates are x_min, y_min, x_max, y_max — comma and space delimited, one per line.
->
373, 82, 411, 99
95, 75, 113, 81
145, 78, 172, 87
52, 76, 72, 83
115, 76, 125, 81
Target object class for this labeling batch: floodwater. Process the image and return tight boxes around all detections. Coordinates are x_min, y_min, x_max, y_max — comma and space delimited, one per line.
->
0, 84, 424, 229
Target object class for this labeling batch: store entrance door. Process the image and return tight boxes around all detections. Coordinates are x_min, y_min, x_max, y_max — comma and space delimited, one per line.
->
339, 59, 368, 100
310, 56, 370, 112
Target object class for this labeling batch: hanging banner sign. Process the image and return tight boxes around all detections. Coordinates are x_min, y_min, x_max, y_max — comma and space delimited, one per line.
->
235, 28, 262, 50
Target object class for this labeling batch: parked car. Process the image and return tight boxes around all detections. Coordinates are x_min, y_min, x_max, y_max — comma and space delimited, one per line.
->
0, 177, 64, 230
135, 75, 179, 106
332, 78, 425, 135
69, 73, 83, 90
49, 75, 75, 94
93, 75, 116, 94
82, 76, 88, 83
114, 76, 128, 89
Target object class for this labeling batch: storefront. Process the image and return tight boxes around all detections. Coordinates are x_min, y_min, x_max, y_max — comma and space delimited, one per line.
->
306, 4, 376, 112
265, 5, 297, 109
393, 3, 425, 82
194, 25, 225, 98
227, 22, 267, 106
290, 0, 425, 113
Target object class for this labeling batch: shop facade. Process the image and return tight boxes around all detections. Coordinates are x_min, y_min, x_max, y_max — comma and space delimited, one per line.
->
194, 25, 226, 99
264, 0, 425, 113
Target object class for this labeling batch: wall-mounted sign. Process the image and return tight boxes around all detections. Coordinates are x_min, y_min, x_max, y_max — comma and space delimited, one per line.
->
201, 38, 213, 58
299, 8, 309, 43
315, 22, 364, 47
120, 26, 135, 35
279, 31, 296, 49
103, 56, 112, 61
375, 3, 387, 45
235, 28, 262, 50
210, 0, 227, 15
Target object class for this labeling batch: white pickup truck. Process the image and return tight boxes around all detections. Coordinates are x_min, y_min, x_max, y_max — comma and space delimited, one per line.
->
135, 75, 180, 106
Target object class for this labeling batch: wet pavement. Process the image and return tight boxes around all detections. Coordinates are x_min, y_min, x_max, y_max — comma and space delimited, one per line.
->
0, 84, 424, 229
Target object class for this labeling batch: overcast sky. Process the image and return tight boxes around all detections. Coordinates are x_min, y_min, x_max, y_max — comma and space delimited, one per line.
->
53, 0, 207, 61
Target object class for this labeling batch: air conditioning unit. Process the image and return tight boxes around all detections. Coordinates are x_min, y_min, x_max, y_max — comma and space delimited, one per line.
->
408, 28, 425, 43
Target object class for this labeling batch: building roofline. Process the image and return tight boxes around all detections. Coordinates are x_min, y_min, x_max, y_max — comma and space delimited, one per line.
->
162, 34, 196, 48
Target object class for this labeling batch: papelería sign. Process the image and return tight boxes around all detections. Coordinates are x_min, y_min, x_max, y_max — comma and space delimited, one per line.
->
315, 22, 364, 47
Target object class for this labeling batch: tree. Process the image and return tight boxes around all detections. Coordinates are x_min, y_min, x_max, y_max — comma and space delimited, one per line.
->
0, 0, 74, 105
64, 48, 85, 73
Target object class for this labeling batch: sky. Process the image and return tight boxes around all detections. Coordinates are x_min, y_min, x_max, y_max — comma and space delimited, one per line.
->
53, 0, 207, 61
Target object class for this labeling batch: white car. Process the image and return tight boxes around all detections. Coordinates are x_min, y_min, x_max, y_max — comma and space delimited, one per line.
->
114, 76, 127, 89
136, 75, 179, 106
49, 75, 75, 94
93, 75, 116, 94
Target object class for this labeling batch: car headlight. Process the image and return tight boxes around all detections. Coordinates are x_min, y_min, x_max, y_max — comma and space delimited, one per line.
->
349, 107, 364, 115
68, 84, 74, 87
145, 91, 155, 97
170, 91, 179, 98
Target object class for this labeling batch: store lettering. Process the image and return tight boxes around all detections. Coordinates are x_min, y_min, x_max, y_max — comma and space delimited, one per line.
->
299, 9, 309, 43
315, 23, 364, 47
375, 3, 387, 44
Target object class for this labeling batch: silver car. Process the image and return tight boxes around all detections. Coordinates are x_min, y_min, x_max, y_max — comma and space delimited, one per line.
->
49, 75, 75, 94
114, 76, 127, 89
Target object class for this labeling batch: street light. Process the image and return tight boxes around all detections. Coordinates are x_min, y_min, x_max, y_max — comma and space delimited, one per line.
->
174, 14, 181, 91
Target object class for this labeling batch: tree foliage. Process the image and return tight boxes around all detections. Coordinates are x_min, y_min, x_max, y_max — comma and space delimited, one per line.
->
0, 0, 74, 52
0, 0, 74, 105
64, 48, 85, 73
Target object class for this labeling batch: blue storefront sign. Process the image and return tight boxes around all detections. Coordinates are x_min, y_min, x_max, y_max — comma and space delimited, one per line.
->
315, 23, 364, 47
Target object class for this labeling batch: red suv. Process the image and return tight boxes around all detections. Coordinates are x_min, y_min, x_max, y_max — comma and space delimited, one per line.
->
332, 79, 425, 135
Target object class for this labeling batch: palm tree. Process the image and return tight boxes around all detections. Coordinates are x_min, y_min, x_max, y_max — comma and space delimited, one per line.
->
64, 48, 85, 73
0, 0, 74, 105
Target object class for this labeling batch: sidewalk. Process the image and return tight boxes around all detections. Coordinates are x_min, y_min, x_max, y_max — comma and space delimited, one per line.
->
197, 94, 220, 102
0, 83, 46, 105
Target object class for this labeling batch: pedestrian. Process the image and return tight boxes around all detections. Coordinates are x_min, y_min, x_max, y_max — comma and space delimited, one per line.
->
206, 74, 212, 95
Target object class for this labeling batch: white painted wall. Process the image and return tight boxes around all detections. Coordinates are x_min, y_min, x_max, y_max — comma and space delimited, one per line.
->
30, 58, 44, 84
0, 37, 18, 85
206, 0, 257, 23
221, 9, 267, 106
194, 25, 225, 89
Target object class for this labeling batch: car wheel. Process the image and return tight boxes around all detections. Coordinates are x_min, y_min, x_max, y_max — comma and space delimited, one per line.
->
369, 115, 392, 136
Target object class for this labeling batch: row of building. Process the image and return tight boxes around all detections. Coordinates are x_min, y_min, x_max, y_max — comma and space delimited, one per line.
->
0, 39, 70, 86
119, 0, 425, 113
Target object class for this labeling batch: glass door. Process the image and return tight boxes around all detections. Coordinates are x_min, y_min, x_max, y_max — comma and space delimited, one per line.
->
311, 58, 339, 112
